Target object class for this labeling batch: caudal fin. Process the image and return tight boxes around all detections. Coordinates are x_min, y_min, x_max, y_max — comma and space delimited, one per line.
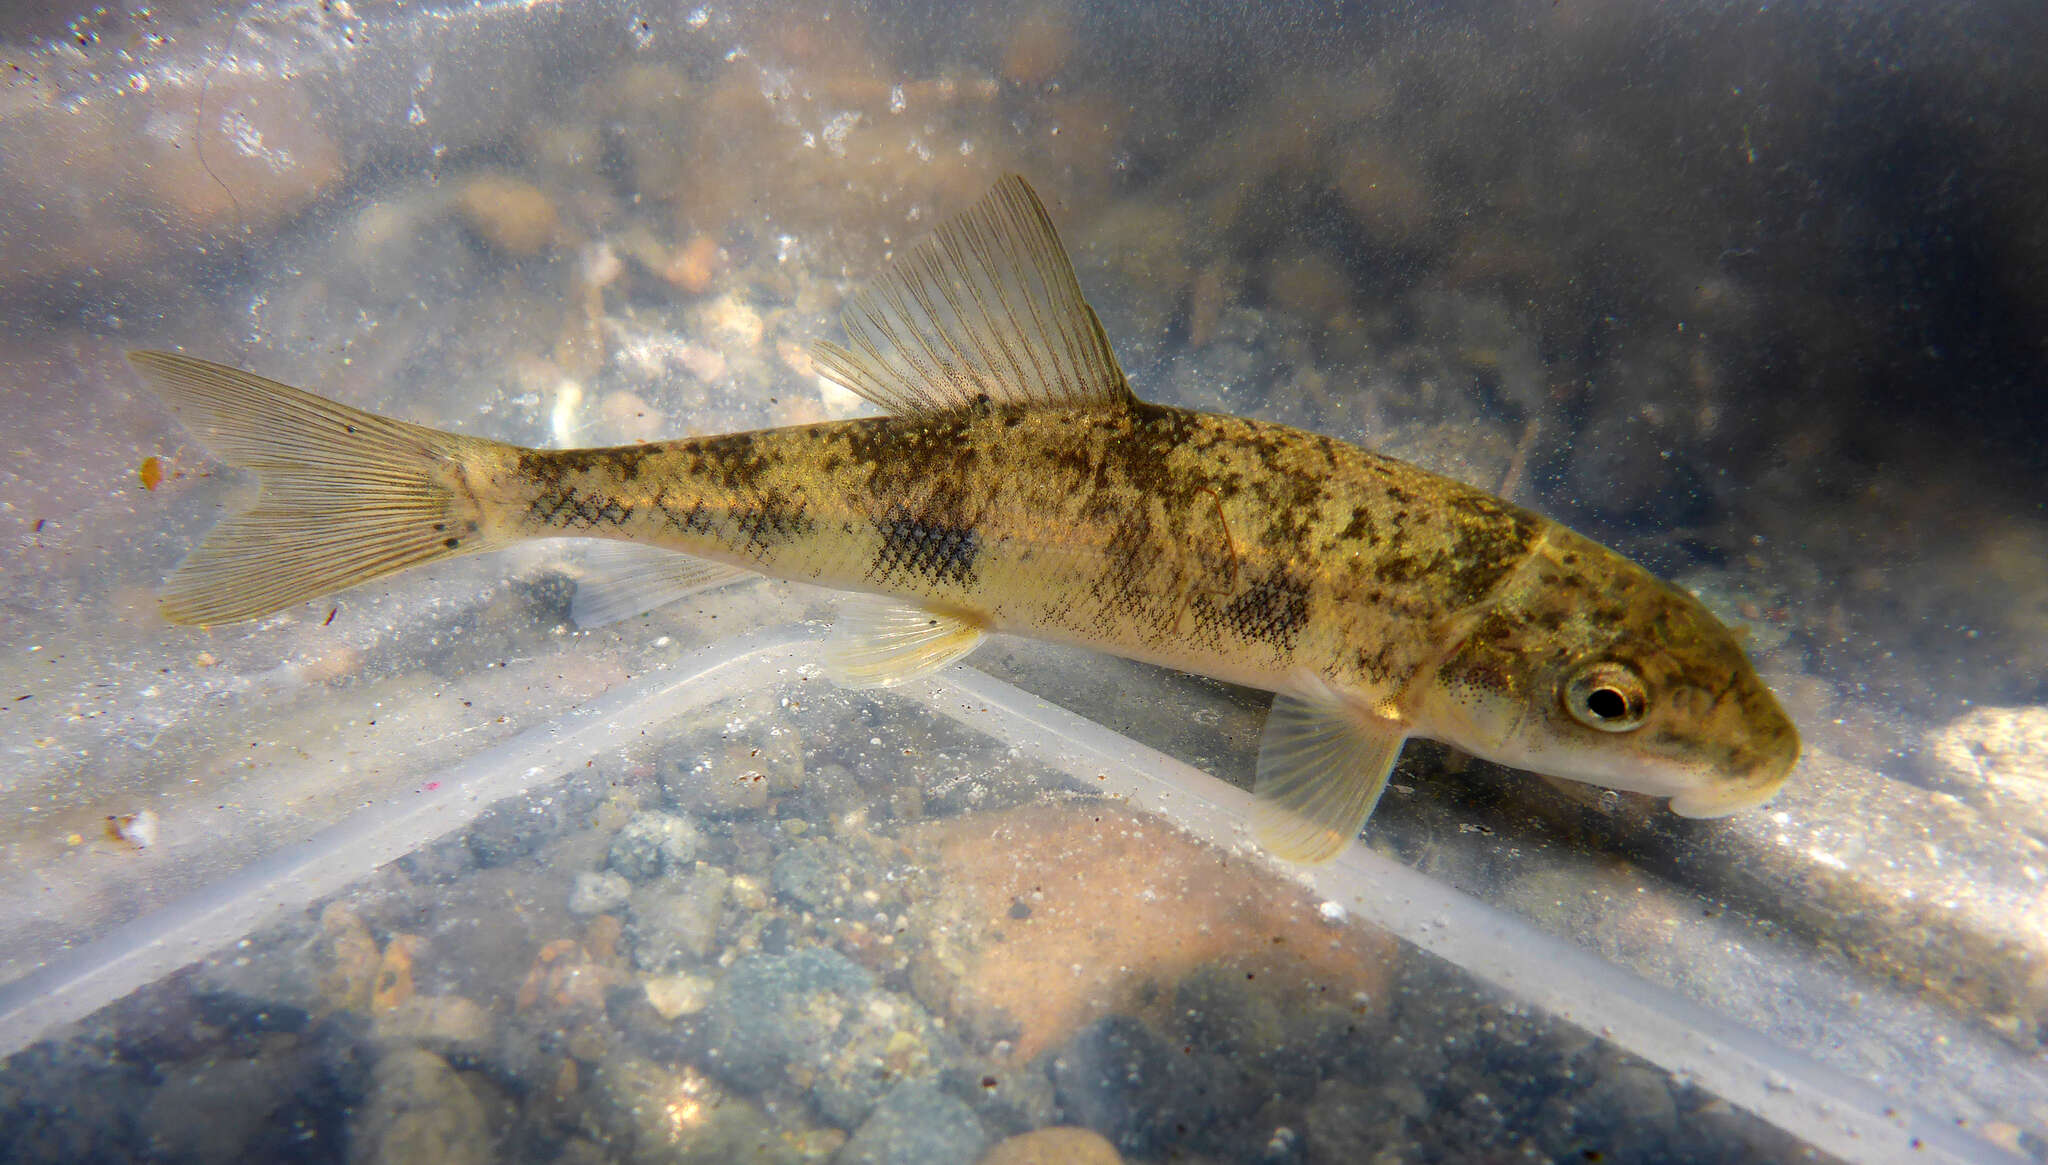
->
128, 351, 503, 625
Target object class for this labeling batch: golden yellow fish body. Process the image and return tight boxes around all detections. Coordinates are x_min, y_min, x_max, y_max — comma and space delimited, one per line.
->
131, 174, 1799, 864
489, 405, 1518, 698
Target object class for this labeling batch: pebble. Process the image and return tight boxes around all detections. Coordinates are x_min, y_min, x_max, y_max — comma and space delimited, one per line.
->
628, 863, 730, 971
706, 946, 948, 1128
1001, 9, 1075, 84
569, 870, 632, 917
370, 995, 495, 1059
314, 902, 384, 1014
978, 1126, 1123, 1165
643, 973, 716, 1020
664, 233, 726, 293
1333, 142, 1431, 243
838, 1079, 989, 1165
589, 1054, 798, 1164
700, 293, 766, 350
351, 1048, 492, 1165
608, 811, 702, 881
1264, 251, 1354, 324
1304, 1078, 1414, 1164
905, 803, 1396, 1061
770, 837, 852, 912
139, 1055, 294, 1162
1927, 706, 2048, 835
453, 172, 562, 255
1048, 1015, 1258, 1158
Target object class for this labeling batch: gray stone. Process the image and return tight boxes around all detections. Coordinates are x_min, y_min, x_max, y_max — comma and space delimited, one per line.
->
1582, 1061, 1678, 1138
628, 863, 730, 971
1050, 1014, 1258, 1157
570, 870, 633, 916
705, 946, 949, 1128
142, 1055, 292, 1162
770, 837, 849, 912
608, 811, 702, 882
837, 1080, 988, 1165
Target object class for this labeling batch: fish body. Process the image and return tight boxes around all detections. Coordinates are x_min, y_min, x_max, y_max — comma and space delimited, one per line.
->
131, 175, 1799, 862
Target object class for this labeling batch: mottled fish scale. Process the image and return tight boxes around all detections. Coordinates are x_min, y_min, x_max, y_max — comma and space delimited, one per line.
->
129, 173, 1799, 866
491, 401, 1541, 704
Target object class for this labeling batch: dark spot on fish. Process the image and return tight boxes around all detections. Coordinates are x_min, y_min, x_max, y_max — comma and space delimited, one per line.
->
731, 488, 814, 557
871, 504, 981, 586
1337, 505, 1378, 545
443, 537, 460, 549
1206, 567, 1311, 651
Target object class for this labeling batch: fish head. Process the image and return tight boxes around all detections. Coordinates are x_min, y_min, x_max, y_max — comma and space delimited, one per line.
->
1419, 531, 1800, 817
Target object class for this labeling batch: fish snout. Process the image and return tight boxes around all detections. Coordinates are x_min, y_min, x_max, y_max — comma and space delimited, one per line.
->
1668, 706, 1801, 818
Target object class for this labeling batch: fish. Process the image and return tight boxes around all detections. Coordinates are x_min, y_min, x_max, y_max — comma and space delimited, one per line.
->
128, 174, 1800, 864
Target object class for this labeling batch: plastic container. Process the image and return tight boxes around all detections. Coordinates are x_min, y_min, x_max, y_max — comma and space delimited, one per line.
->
3, 2, 2043, 1162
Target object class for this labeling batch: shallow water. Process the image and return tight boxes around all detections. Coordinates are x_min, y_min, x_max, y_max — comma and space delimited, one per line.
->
1, 1, 2044, 1161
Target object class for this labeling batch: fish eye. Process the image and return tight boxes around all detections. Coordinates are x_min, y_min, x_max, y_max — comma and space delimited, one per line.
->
1563, 661, 1649, 732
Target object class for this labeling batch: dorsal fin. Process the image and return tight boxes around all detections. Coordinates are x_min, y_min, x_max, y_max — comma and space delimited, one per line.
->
812, 174, 1134, 416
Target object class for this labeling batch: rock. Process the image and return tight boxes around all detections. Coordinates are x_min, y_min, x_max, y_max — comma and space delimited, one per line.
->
662, 712, 805, 818
570, 870, 633, 917
2, 70, 343, 287
467, 796, 559, 866
904, 803, 1397, 1061
1172, 963, 1288, 1058
705, 947, 948, 1128
1333, 142, 1432, 243
664, 234, 726, 294
351, 1048, 492, 1165
1048, 1015, 1260, 1158
644, 974, 716, 1021
588, 1054, 798, 1165
1303, 1078, 1416, 1165
1002, 8, 1075, 85
628, 864, 730, 971
370, 995, 494, 1059
453, 172, 562, 255
1264, 252, 1354, 323
944, 1055, 1058, 1140
315, 902, 385, 1015
770, 837, 852, 912
977, 1126, 1123, 1165
141, 1055, 293, 1162
700, 294, 766, 350
371, 934, 425, 1013
838, 1079, 988, 1165
609, 812, 702, 881
1928, 706, 2048, 835
1580, 1060, 1680, 1142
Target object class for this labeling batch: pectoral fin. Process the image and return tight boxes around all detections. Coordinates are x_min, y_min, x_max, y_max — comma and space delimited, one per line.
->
1252, 675, 1407, 864
567, 542, 753, 628
822, 595, 987, 689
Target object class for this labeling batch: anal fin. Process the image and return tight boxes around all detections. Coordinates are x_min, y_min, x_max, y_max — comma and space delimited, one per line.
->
822, 595, 987, 689
568, 542, 753, 628
1252, 673, 1408, 864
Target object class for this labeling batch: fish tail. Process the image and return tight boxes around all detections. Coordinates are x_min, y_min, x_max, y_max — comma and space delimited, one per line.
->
128, 351, 508, 625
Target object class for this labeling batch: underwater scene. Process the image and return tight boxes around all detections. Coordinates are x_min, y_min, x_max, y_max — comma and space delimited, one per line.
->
2, 0, 2044, 1161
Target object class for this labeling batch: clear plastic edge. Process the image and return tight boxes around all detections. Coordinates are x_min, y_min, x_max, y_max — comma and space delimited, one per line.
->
0, 630, 2020, 1165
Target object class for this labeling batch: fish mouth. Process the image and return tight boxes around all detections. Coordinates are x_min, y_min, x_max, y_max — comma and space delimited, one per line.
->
1668, 776, 1786, 818
1666, 726, 1801, 819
